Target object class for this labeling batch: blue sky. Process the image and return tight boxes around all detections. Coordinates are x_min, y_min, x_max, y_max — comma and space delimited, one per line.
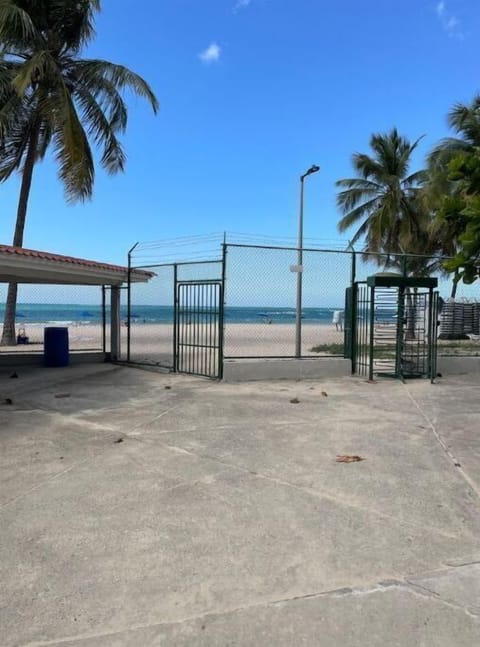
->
1, 0, 480, 267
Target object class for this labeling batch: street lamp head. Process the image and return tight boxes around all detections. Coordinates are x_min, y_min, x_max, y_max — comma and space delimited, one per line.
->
302, 164, 320, 180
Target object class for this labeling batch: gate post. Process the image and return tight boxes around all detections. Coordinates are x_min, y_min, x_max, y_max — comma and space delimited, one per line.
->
126, 242, 138, 363
428, 287, 438, 382
110, 286, 121, 361
346, 251, 356, 361
351, 282, 358, 374
396, 287, 405, 380
219, 244, 227, 380
173, 263, 178, 373
344, 287, 352, 360
368, 284, 375, 381
101, 285, 106, 353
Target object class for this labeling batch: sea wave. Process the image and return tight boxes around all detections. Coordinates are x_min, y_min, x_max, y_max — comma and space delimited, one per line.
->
256, 311, 296, 316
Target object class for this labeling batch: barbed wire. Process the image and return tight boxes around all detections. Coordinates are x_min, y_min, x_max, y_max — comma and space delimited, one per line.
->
131, 231, 352, 261
129, 232, 456, 266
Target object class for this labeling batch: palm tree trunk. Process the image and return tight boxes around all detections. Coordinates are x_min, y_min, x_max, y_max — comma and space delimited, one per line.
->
405, 287, 417, 341
450, 271, 460, 299
1, 122, 40, 346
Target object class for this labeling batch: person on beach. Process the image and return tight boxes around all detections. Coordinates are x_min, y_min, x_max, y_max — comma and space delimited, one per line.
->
332, 310, 344, 332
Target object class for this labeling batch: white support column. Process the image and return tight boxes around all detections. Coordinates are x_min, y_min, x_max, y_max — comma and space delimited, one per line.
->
110, 286, 121, 361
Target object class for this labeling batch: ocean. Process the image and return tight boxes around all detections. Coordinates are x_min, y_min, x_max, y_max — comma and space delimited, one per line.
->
0, 304, 342, 325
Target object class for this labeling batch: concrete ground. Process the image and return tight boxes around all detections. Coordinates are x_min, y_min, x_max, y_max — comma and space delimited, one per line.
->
1, 364, 479, 647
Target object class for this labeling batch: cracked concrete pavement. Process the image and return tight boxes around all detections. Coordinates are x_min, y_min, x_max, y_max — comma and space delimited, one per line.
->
1, 364, 479, 645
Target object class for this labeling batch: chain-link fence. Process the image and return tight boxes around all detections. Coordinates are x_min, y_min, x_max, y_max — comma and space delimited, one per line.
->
126, 242, 480, 369
222, 244, 480, 359
0, 283, 105, 353
223, 244, 352, 357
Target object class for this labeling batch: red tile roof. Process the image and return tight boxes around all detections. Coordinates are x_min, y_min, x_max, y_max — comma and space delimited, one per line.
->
0, 244, 154, 278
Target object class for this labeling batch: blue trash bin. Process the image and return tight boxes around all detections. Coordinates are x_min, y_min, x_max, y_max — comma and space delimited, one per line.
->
44, 327, 69, 367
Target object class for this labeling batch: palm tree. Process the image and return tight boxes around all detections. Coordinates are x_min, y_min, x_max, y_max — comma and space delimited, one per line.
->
337, 128, 437, 341
336, 128, 427, 264
0, 1, 159, 345
429, 95, 480, 166
425, 95, 480, 297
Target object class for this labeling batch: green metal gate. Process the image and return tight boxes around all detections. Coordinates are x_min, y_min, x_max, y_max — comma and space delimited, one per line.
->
351, 282, 372, 378
349, 277, 439, 382
174, 280, 224, 378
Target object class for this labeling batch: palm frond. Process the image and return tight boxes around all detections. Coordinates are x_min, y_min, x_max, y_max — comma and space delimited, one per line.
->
48, 82, 94, 201
12, 50, 58, 96
67, 62, 128, 132
448, 96, 480, 144
335, 177, 382, 191
428, 137, 471, 169
351, 152, 385, 180
75, 59, 159, 113
0, 87, 23, 137
0, 110, 33, 180
348, 218, 371, 246
72, 84, 125, 173
402, 169, 427, 188
337, 196, 381, 232
53, 0, 101, 51
0, 0, 39, 49
336, 186, 380, 213
36, 118, 52, 159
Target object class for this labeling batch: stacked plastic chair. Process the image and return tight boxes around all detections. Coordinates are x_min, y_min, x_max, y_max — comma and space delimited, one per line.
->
439, 298, 478, 339
463, 301, 474, 334
439, 299, 455, 338
473, 302, 480, 335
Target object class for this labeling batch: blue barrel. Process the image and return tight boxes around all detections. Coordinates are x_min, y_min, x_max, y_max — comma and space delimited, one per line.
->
44, 327, 69, 367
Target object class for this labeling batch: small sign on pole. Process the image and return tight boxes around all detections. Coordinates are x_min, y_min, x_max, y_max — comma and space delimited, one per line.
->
290, 265, 304, 273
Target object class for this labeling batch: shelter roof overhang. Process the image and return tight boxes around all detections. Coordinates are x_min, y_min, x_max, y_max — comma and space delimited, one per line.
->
0, 245, 154, 286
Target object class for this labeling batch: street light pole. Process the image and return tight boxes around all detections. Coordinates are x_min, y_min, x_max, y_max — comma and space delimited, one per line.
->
295, 164, 320, 358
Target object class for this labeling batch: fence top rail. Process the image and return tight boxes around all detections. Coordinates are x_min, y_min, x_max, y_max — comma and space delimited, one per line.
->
177, 279, 223, 285
131, 259, 223, 270
225, 242, 351, 254
224, 242, 451, 261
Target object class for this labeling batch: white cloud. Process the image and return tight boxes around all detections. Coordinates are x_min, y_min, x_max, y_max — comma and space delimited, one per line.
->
446, 15, 460, 29
435, 1, 464, 39
436, 1, 446, 17
198, 42, 221, 64
234, 0, 252, 11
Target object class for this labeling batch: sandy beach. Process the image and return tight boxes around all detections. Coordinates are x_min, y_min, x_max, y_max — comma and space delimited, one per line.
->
3, 321, 477, 364
0, 321, 344, 360
128, 322, 344, 361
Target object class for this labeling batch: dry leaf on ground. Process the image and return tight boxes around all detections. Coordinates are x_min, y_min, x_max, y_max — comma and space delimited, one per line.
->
336, 455, 365, 463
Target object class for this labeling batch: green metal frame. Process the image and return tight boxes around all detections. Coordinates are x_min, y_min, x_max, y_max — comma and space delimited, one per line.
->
366, 275, 438, 290
351, 281, 371, 377
174, 279, 223, 379
429, 291, 439, 383
395, 286, 405, 380
350, 275, 439, 382
343, 286, 353, 360
101, 285, 106, 353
